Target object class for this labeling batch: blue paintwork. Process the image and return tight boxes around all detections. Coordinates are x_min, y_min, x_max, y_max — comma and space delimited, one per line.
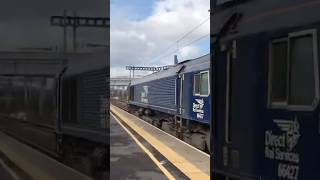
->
130, 76, 177, 114
129, 54, 211, 125
211, 1, 320, 179
179, 71, 211, 124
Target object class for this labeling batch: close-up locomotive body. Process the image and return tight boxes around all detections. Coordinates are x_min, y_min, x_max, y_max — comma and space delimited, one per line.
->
59, 52, 109, 178
0, 51, 108, 179
211, 0, 320, 180
128, 54, 211, 151
0, 52, 64, 127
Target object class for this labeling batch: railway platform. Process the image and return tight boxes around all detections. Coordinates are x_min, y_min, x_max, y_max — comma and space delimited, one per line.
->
0, 131, 92, 180
111, 104, 210, 180
110, 114, 170, 179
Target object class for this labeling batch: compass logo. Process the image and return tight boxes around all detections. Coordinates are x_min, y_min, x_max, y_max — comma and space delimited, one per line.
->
265, 118, 301, 180
273, 118, 300, 151
192, 99, 204, 119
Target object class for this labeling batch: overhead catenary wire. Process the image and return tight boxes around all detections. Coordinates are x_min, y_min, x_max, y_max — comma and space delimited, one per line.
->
176, 16, 209, 43
182, 33, 210, 47
150, 33, 210, 64
148, 16, 210, 64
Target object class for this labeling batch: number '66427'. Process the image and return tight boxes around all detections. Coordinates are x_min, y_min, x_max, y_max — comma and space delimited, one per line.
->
278, 163, 299, 180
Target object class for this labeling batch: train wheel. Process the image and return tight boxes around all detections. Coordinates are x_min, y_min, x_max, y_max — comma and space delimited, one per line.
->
190, 132, 206, 151
138, 108, 144, 116
158, 120, 163, 129
80, 156, 95, 176
205, 131, 210, 153
152, 119, 162, 129
62, 144, 74, 166
161, 121, 170, 132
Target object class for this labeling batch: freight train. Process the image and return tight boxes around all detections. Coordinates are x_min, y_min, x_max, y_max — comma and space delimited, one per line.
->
128, 54, 211, 152
0, 52, 108, 179
211, 0, 320, 179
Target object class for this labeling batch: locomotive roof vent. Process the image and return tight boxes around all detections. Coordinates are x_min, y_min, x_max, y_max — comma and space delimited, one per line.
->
174, 55, 179, 65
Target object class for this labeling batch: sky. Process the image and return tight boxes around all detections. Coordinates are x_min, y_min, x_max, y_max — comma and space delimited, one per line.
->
110, 0, 210, 77
0, 0, 108, 52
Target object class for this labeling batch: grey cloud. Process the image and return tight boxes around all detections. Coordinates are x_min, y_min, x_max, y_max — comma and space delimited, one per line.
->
0, 0, 109, 52
110, 0, 209, 77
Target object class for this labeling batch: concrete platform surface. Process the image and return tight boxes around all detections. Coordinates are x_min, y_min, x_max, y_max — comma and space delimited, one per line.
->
111, 104, 210, 180
0, 163, 16, 180
0, 131, 92, 180
110, 114, 168, 180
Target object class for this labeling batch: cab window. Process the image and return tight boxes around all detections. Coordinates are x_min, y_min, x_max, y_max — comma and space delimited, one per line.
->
194, 71, 209, 96
269, 30, 319, 109
269, 40, 288, 104
289, 34, 316, 106
194, 74, 200, 94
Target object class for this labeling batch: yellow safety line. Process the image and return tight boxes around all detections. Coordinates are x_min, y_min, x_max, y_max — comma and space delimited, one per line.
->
111, 105, 210, 180
111, 113, 176, 180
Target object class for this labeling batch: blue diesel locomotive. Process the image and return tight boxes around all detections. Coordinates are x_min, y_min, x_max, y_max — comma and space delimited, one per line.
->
0, 52, 108, 179
128, 54, 211, 151
211, 0, 320, 179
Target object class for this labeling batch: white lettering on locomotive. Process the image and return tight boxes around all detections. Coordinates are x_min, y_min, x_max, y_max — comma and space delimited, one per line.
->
141, 86, 148, 103
264, 118, 301, 179
278, 163, 299, 180
193, 99, 204, 119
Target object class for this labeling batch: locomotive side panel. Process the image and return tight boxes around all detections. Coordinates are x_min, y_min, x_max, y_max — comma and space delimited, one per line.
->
61, 69, 108, 143
79, 68, 108, 131
212, 34, 265, 179
261, 26, 320, 180
130, 76, 177, 114
183, 71, 211, 125
211, 0, 320, 179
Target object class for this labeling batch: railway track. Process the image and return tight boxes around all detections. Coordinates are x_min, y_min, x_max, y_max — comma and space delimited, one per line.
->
110, 99, 129, 111
0, 116, 59, 160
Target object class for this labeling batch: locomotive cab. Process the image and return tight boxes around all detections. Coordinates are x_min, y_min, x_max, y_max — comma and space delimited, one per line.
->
211, 1, 320, 179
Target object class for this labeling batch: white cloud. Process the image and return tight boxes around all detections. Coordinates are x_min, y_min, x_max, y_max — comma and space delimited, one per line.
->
111, 0, 210, 77
179, 46, 201, 60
